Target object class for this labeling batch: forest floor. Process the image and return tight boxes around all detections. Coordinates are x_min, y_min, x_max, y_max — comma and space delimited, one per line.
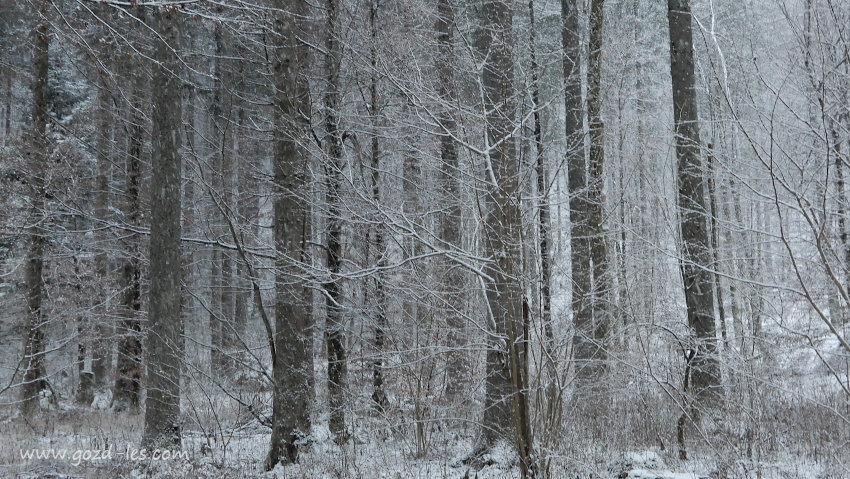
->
0, 395, 842, 479
1, 300, 848, 478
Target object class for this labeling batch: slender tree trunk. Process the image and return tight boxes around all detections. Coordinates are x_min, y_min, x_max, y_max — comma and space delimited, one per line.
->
368, 0, 389, 412
562, 0, 593, 386
833, 124, 849, 326
142, 5, 184, 450
323, 0, 347, 443
3, 74, 11, 147
667, 0, 721, 407
112, 9, 145, 413
91, 80, 112, 390
210, 20, 236, 375
265, 1, 314, 467
529, 0, 559, 434
20, 1, 50, 417
707, 144, 728, 349
209, 248, 224, 372
234, 105, 254, 340
181, 79, 197, 367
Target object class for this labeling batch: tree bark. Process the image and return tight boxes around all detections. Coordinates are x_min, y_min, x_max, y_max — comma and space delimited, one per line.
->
667, 0, 721, 407
572, 0, 611, 388
91, 78, 112, 390
368, 0, 389, 412
265, 0, 314, 468
323, 0, 347, 443
435, 0, 467, 400
562, 0, 594, 386
142, 4, 184, 450
112, 7, 145, 414
20, 0, 49, 418
475, 1, 535, 475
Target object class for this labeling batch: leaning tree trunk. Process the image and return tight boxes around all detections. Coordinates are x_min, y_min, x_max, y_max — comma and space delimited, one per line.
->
142, 5, 184, 450
20, 0, 50, 418
265, 0, 314, 468
667, 0, 721, 408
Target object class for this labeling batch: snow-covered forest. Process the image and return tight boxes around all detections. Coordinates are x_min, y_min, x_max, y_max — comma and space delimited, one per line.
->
0, 0, 848, 477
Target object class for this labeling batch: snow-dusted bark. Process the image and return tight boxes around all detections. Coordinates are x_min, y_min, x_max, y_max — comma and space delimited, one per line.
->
20, 0, 50, 418
142, 4, 184, 450
266, 0, 314, 468
667, 0, 721, 407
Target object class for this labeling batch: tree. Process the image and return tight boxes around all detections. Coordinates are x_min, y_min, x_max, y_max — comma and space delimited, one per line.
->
436, 0, 469, 399
368, 0, 389, 411
475, 0, 536, 474
323, 0, 347, 443
265, 0, 314, 468
112, 5, 145, 414
667, 0, 721, 408
19, 0, 50, 418
142, 3, 184, 450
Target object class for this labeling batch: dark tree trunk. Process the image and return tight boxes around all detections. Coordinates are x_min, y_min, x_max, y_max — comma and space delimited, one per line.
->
112, 8, 145, 413
20, 1, 50, 418
266, 0, 314, 468
142, 5, 184, 450
667, 0, 721, 407
324, 0, 347, 443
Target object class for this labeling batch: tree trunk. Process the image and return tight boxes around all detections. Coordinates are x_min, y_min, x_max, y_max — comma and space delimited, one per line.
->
20, 1, 50, 418
435, 0, 467, 400
112, 8, 145, 414
562, 0, 593, 386
265, 0, 314, 468
210, 20, 236, 376
91, 79, 112, 390
368, 0, 389, 412
572, 0, 611, 389
3, 74, 11, 146
833, 124, 849, 326
529, 0, 558, 429
142, 5, 184, 450
667, 0, 721, 407
234, 105, 254, 340
475, 1, 535, 475
323, 0, 347, 443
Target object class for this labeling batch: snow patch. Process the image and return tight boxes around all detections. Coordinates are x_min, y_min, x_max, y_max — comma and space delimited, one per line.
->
608, 451, 708, 479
